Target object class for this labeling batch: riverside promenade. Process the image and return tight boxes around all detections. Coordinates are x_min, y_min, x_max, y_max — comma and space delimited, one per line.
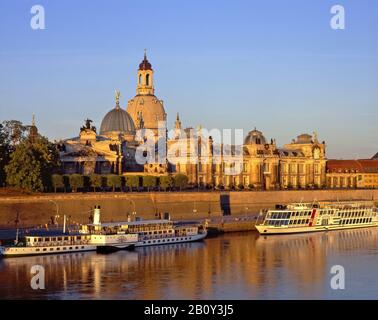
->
0, 189, 377, 228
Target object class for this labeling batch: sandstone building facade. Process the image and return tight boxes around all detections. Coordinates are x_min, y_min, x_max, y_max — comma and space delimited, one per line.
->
56, 54, 376, 190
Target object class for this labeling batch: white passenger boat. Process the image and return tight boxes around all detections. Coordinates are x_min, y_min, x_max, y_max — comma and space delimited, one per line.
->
256, 201, 378, 235
0, 233, 97, 257
0, 207, 137, 257
80, 212, 207, 247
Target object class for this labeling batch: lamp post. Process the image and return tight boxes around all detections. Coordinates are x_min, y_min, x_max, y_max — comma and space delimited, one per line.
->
129, 199, 136, 219
49, 200, 59, 227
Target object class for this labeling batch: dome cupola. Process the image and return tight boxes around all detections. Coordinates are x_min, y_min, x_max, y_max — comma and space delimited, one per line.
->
244, 128, 267, 145
100, 91, 136, 138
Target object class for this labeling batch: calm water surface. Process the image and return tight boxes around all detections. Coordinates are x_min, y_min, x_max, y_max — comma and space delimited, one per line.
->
1, 229, 378, 299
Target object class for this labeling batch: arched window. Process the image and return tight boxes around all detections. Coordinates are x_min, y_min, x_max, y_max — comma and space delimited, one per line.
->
139, 74, 142, 85
146, 74, 150, 86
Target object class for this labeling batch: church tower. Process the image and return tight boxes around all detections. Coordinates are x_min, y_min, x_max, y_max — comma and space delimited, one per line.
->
174, 113, 182, 139
29, 114, 39, 143
127, 51, 167, 137
137, 50, 154, 96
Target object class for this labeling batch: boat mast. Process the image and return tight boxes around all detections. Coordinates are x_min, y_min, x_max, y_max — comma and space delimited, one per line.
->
15, 228, 19, 245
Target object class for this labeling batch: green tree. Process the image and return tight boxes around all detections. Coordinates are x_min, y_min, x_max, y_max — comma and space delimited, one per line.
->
69, 174, 84, 192
143, 175, 157, 192
2, 120, 27, 147
0, 124, 11, 187
107, 174, 122, 192
89, 174, 102, 192
173, 173, 188, 191
5, 135, 59, 192
125, 175, 140, 192
237, 183, 244, 190
52, 174, 64, 193
62, 175, 70, 192
159, 175, 173, 191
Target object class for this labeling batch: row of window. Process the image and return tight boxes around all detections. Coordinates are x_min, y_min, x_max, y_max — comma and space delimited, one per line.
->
339, 218, 372, 225
140, 229, 174, 235
142, 237, 192, 244
269, 211, 312, 219
339, 211, 370, 218
34, 246, 85, 252
28, 236, 86, 243
266, 219, 310, 226
127, 224, 172, 232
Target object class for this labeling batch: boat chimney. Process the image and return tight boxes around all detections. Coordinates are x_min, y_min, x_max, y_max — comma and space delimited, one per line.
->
93, 205, 101, 225
63, 215, 67, 234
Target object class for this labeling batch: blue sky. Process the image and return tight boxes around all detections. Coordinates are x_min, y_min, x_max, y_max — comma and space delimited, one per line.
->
0, 0, 377, 159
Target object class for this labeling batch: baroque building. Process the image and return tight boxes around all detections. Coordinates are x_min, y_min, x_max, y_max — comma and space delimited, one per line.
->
55, 53, 378, 191
167, 116, 327, 190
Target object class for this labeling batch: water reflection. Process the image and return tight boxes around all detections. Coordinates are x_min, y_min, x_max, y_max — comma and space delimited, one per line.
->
1, 228, 378, 299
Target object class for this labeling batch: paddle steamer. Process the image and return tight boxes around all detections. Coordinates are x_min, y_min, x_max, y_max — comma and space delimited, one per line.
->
80, 217, 207, 247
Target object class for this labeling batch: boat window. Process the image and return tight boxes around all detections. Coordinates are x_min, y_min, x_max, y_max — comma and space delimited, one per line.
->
64, 237, 69, 241
36, 249, 40, 252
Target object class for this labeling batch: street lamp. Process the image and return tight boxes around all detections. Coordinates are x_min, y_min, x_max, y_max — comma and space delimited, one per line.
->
129, 199, 136, 218
49, 200, 59, 227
